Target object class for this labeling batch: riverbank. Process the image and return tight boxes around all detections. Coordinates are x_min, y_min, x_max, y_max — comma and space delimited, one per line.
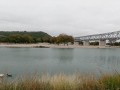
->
0, 43, 120, 48
0, 73, 120, 90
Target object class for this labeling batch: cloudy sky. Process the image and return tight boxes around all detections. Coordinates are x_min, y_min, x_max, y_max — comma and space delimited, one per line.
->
0, 0, 120, 36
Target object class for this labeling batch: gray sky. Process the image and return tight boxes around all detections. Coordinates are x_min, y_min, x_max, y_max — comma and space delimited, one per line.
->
0, 0, 120, 36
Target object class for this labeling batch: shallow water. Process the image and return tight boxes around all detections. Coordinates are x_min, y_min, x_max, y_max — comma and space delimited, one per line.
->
0, 48, 120, 76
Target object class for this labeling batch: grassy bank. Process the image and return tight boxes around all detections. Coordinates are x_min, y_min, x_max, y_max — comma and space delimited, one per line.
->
0, 74, 120, 90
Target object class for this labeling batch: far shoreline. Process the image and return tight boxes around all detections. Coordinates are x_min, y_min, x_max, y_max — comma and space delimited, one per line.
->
0, 43, 120, 48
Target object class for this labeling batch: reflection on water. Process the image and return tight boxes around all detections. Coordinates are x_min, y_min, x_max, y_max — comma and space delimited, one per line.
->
0, 48, 120, 75
51, 48, 74, 63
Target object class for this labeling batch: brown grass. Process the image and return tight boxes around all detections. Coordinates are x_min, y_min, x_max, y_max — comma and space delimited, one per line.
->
0, 73, 120, 90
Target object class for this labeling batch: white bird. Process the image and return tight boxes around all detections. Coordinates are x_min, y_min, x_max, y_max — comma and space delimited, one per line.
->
0, 74, 4, 78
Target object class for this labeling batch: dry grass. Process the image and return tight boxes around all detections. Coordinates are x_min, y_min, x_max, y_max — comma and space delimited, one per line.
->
0, 73, 120, 90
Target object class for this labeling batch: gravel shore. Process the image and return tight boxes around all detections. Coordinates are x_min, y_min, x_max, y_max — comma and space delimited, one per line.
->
0, 43, 120, 48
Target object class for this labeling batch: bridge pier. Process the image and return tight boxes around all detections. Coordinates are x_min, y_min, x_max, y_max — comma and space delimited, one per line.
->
99, 40, 106, 46
83, 41, 90, 46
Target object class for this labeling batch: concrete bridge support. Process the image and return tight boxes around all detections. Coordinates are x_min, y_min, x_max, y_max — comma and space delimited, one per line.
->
83, 41, 90, 46
99, 40, 106, 46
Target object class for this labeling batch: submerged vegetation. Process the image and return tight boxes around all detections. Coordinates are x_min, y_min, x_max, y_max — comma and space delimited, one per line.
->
0, 74, 120, 90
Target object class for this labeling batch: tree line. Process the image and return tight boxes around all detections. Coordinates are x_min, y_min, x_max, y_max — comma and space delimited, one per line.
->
0, 32, 74, 44
51, 34, 74, 45
0, 34, 52, 43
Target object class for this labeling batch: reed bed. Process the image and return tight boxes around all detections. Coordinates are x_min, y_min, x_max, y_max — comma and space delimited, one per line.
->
0, 73, 120, 90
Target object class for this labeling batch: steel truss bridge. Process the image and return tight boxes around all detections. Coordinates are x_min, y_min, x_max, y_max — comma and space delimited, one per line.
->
75, 31, 120, 41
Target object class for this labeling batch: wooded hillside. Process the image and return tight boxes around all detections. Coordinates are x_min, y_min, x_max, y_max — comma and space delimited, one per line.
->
0, 31, 52, 43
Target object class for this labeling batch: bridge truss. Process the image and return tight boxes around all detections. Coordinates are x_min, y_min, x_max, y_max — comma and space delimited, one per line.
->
75, 31, 120, 41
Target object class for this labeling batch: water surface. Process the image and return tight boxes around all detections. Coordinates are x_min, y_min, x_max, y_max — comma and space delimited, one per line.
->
0, 48, 120, 76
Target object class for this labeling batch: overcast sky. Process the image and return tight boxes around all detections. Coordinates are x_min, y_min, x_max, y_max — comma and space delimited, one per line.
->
0, 0, 120, 36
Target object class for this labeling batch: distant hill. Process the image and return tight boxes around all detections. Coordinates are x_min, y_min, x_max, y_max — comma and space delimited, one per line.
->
0, 31, 51, 38
0, 31, 52, 43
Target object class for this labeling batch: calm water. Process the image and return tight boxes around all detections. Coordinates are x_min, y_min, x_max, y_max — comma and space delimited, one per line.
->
0, 48, 120, 76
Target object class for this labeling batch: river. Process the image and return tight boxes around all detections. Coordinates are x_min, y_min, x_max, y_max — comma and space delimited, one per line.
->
0, 48, 120, 76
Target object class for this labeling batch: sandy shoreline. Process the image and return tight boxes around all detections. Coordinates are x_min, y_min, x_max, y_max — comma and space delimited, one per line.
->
0, 43, 120, 48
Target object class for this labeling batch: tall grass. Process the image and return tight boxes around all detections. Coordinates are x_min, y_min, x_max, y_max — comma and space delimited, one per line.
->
0, 73, 120, 90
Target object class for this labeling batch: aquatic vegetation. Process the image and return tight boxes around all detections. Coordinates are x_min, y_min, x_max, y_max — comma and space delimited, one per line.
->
0, 73, 120, 90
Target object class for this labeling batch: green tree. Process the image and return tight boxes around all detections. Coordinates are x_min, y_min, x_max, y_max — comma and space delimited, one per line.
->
22, 34, 34, 43
52, 34, 74, 45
